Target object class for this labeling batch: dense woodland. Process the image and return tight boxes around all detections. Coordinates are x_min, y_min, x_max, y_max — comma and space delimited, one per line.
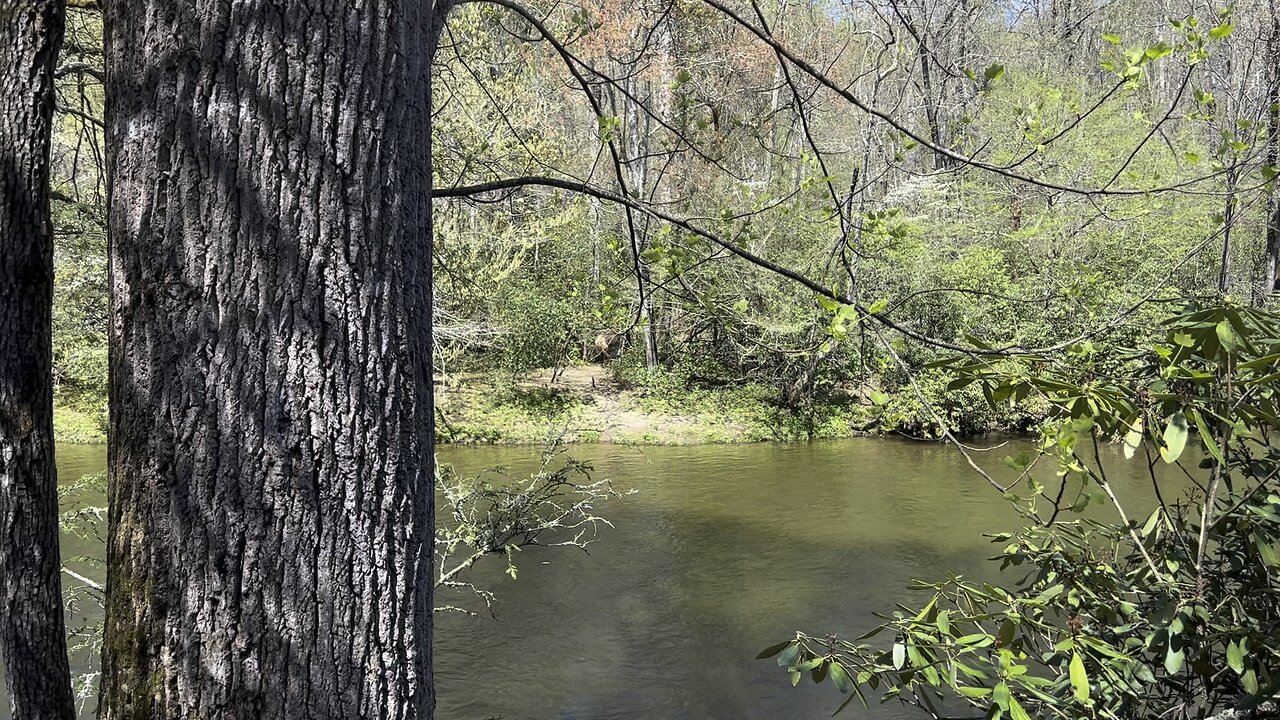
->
3, 0, 1280, 718
38, 0, 1280, 442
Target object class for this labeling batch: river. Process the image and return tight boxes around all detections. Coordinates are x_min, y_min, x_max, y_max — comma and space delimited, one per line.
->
3, 438, 1167, 719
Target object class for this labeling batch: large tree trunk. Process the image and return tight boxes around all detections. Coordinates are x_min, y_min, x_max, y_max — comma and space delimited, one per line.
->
0, 1, 76, 718
99, 1, 441, 717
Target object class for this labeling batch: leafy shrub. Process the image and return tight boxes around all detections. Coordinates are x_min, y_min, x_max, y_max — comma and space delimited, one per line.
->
497, 279, 580, 376
767, 301, 1280, 719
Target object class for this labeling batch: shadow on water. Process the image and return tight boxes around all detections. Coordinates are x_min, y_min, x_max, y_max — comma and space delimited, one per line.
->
3, 437, 1169, 720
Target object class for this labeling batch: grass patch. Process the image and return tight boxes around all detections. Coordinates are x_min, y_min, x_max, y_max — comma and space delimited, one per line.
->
54, 398, 107, 444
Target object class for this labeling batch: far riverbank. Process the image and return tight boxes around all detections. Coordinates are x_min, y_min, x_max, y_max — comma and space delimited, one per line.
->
54, 363, 1038, 446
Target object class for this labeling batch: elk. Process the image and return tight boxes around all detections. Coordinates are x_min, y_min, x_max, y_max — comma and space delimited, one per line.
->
587, 332, 626, 362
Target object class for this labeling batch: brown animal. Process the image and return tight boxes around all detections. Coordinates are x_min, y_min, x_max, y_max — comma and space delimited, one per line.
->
588, 332, 626, 362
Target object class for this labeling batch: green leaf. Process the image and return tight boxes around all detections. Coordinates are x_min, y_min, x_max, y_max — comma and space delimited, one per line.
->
797, 657, 824, 671
1123, 417, 1144, 459
1191, 409, 1224, 464
892, 642, 906, 670
758, 641, 793, 660
1254, 534, 1280, 566
983, 63, 1006, 82
1103, 33, 1122, 44
997, 619, 1016, 648
1069, 652, 1090, 703
596, 115, 621, 142
956, 686, 992, 698
1208, 23, 1234, 39
1243, 669, 1259, 695
993, 681, 1011, 710
1161, 413, 1189, 463
1009, 698, 1032, 720
957, 633, 994, 647
1227, 640, 1245, 674
1216, 320, 1238, 350
829, 662, 853, 694
1002, 452, 1032, 471
777, 642, 801, 667
1140, 508, 1162, 537
1165, 645, 1185, 675
937, 609, 950, 636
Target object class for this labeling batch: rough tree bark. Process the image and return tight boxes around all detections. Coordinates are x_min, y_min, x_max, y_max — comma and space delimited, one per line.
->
0, 1, 76, 718
99, 1, 444, 717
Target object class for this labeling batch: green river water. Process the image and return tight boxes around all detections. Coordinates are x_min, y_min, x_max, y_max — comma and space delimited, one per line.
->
3, 438, 1168, 719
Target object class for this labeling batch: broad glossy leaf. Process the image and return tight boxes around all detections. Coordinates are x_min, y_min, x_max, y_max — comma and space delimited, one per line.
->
777, 642, 801, 667
1253, 534, 1280, 566
1164, 645, 1185, 675
829, 662, 853, 694
1244, 669, 1259, 695
1227, 640, 1245, 674
1123, 417, 1144, 459
1069, 652, 1089, 703
993, 681, 1011, 710
758, 641, 792, 659
1216, 320, 1238, 351
1161, 413, 1188, 463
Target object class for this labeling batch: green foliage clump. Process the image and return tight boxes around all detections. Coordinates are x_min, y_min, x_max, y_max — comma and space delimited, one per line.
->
768, 302, 1280, 719
497, 280, 581, 378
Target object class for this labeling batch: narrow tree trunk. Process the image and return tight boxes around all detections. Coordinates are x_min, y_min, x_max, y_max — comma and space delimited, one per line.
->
1262, 5, 1280, 298
917, 36, 946, 169
0, 1, 76, 717
99, 1, 441, 717
621, 67, 660, 371
1219, 172, 1237, 295
765, 0, 790, 186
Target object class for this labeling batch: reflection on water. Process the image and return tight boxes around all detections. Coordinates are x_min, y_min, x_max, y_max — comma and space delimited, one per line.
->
2, 438, 1169, 720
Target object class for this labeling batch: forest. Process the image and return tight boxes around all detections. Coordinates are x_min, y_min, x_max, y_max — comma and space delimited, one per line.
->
2, 0, 1280, 718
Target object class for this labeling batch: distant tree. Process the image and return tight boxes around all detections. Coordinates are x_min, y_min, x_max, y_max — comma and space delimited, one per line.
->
0, 0, 77, 717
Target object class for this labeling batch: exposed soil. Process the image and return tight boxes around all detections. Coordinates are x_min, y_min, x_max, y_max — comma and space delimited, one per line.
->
434, 364, 751, 444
